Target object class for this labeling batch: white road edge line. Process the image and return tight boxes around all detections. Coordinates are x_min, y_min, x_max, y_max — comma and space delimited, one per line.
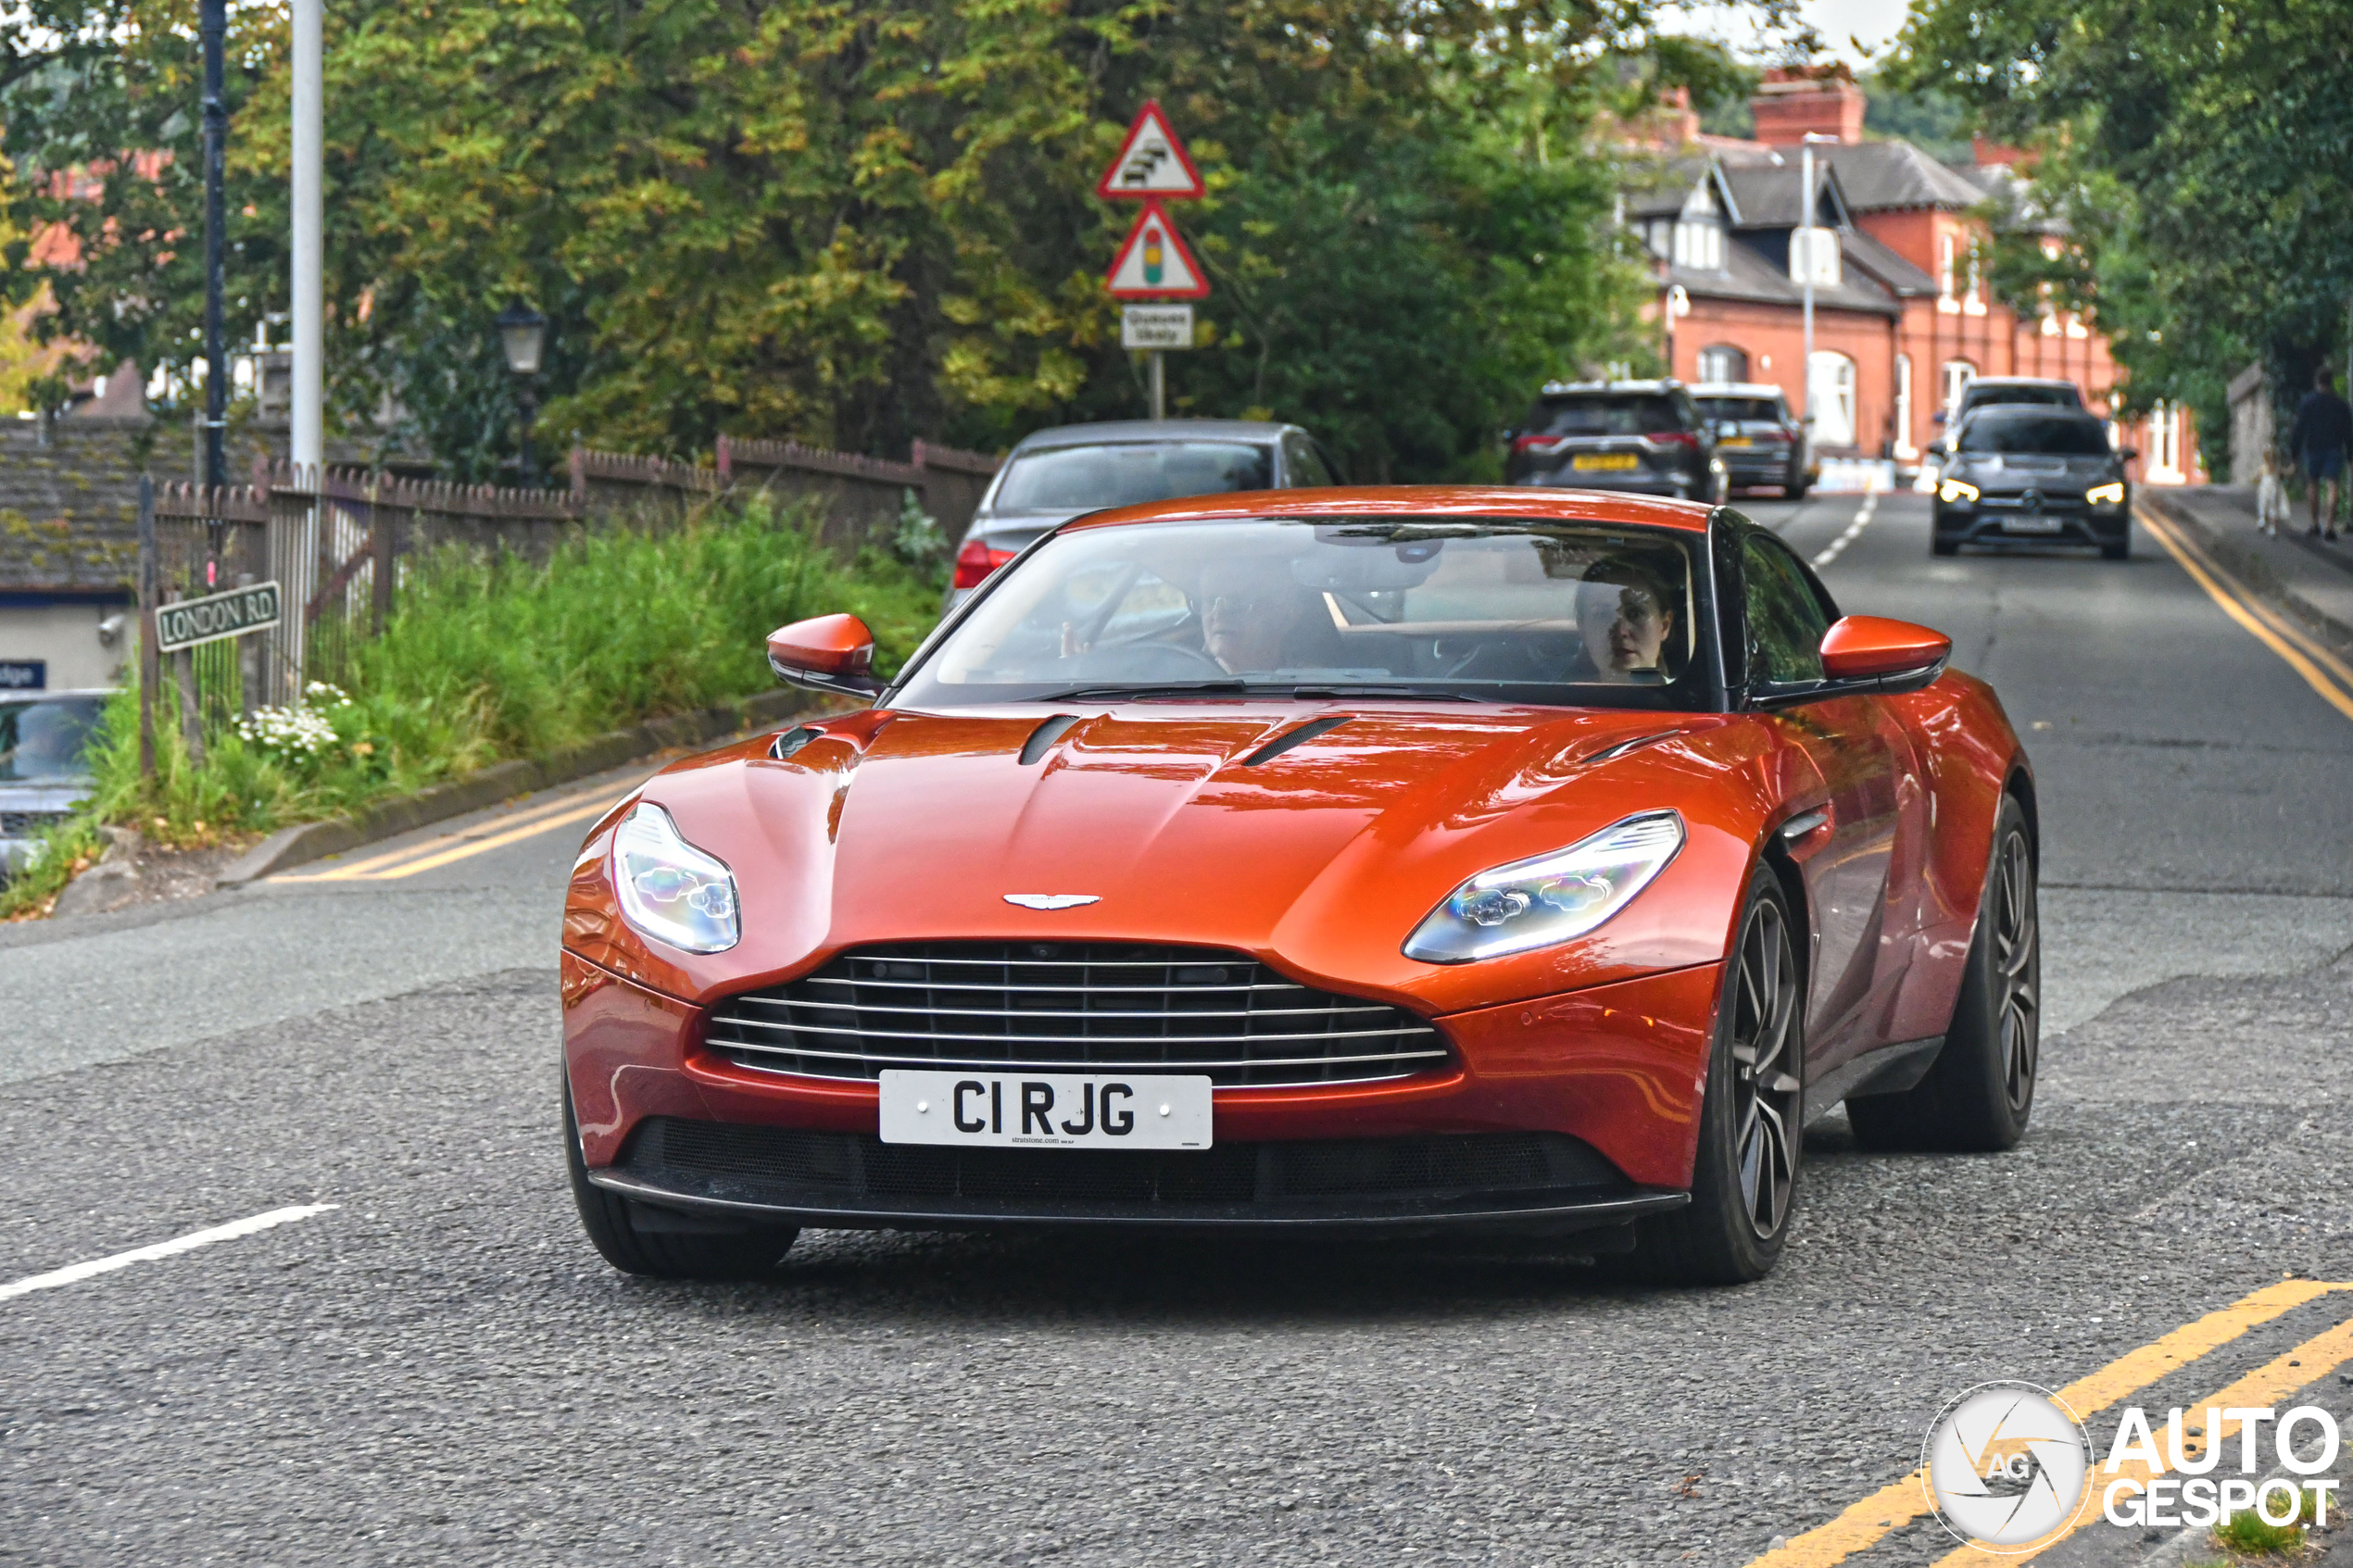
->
0, 1203, 339, 1302
1812, 487, 1881, 569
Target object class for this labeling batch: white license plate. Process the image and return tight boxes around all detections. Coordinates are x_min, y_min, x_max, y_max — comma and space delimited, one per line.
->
877, 1070, 1213, 1150
2004, 515, 2064, 533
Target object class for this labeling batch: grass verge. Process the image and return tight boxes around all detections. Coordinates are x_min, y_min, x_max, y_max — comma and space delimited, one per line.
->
2, 492, 943, 919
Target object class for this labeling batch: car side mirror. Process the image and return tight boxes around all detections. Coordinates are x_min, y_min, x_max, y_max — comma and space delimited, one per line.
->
1818, 615, 1952, 693
1928, 439, 1948, 458
766, 612, 882, 696
2120, 447, 2140, 463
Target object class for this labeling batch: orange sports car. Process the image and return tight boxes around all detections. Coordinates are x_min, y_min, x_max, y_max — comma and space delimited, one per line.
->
560, 487, 2039, 1284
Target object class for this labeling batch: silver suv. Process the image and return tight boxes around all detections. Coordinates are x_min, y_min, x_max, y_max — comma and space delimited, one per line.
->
946, 420, 1341, 609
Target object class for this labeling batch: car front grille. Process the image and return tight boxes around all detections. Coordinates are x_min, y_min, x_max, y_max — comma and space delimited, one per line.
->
701, 942, 1451, 1090
623, 1119, 1623, 1208
0, 810, 70, 837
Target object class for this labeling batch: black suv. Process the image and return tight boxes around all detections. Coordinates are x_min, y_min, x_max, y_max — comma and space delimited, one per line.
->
1505, 381, 1726, 504
1931, 408, 2133, 559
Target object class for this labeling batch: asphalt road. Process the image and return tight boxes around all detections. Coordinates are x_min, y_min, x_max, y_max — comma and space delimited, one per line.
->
5, 490, 2351, 1567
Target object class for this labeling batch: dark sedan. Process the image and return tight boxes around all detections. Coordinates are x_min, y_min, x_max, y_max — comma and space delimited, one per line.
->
1505, 381, 1726, 505
1931, 408, 2133, 560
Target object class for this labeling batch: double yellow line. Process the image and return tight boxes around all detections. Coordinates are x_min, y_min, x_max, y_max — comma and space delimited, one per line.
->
1748, 1279, 2353, 1566
280, 784, 627, 883
2138, 504, 2353, 723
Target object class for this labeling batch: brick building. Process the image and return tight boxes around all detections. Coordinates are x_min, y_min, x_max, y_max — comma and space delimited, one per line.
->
1622, 69, 2202, 486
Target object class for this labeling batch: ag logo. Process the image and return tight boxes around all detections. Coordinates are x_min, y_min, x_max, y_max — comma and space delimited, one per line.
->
1921, 1381, 2093, 1551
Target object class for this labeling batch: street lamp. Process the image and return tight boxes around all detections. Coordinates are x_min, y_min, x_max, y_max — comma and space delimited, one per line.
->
495, 300, 547, 478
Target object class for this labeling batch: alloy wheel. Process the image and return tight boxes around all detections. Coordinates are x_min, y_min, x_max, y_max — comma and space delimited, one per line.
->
1992, 830, 2040, 1113
1729, 898, 1802, 1238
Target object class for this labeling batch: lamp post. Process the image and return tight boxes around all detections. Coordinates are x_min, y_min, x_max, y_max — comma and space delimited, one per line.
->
495, 301, 547, 480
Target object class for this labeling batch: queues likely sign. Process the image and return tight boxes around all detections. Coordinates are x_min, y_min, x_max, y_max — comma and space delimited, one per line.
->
155, 581, 283, 653
1120, 304, 1194, 350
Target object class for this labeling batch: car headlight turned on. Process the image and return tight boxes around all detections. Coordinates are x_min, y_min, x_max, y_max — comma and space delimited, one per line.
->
611, 802, 740, 953
1938, 478, 1981, 505
1404, 811, 1684, 963
2086, 481, 2126, 507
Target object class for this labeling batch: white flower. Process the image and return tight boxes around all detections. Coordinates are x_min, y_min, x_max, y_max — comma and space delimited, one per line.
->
234, 703, 341, 759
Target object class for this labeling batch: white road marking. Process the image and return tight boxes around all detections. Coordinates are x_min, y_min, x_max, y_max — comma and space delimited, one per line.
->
0, 1203, 339, 1302
1812, 489, 1881, 569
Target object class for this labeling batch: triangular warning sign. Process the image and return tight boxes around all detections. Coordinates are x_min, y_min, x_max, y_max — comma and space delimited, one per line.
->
1106, 200, 1210, 299
1096, 101, 1205, 200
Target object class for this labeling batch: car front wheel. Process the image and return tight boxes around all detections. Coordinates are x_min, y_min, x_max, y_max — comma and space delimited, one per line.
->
1642, 867, 1804, 1285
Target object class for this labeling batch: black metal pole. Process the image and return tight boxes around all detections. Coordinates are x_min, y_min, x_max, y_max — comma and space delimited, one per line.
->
200, 0, 227, 490
518, 381, 537, 482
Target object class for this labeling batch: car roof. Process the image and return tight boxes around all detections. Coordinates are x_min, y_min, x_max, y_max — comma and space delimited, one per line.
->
1008, 419, 1297, 452
1057, 485, 1716, 535
1965, 378, 2080, 393
1537, 380, 1683, 397
1691, 383, 1787, 399
1961, 403, 2102, 421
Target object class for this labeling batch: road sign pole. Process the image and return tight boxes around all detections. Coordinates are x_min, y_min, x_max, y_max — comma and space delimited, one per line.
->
137, 475, 157, 783
1150, 351, 1165, 421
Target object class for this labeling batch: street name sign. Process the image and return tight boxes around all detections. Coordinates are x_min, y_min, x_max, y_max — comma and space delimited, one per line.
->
1121, 304, 1195, 350
1107, 201, 1209, 299
155, 580, 283, 652
1096, 101, 1204, 201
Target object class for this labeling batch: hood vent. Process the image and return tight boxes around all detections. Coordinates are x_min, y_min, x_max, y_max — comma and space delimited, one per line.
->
1239, 715, 1351, 768
1018, 713, 1083, 766
771, 726, 823, 760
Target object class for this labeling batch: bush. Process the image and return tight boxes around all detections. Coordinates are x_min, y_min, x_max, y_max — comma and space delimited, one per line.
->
0, 494, 941, 918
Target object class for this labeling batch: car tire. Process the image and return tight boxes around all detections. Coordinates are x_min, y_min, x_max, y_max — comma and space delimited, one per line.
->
563, 1076, 800, 1279
1848, 795, 2039, 1154
1787, 478, 1810, 501
1931, 534, 1960, 557
1641, 867, 1804, 1286
2101, 537, 2130, 560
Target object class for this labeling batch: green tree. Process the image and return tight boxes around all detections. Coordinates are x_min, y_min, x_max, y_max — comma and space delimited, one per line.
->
1887, 0, 2353, 462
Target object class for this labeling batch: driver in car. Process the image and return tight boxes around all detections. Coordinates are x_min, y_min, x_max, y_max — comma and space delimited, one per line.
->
1199, 559, 1311, 675
1573, 558, 1679, 683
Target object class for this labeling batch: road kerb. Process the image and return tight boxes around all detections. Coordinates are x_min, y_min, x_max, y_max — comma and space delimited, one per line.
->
1742, 1279, 2350, 1567
2139, 505, 2353, 721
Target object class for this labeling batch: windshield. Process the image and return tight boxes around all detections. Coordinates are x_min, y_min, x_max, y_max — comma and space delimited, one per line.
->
1697, 397, 1784, 424
893, 518, 1714, 711
1957, 415, 2114, 457
0, 696, 103, 783
1528, 395, 1685, 437
991, 441, 1276, 513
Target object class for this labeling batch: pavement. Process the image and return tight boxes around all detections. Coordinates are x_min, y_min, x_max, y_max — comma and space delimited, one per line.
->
4, 491, 2352, 1567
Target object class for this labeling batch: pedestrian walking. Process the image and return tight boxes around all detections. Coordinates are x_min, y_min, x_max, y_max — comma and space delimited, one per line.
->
2286, 366, 2353, 540
2257, 448, 2291, 537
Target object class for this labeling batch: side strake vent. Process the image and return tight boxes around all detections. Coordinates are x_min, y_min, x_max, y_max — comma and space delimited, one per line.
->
703, 942, 1452, 1090
1240, 715, 1351, 767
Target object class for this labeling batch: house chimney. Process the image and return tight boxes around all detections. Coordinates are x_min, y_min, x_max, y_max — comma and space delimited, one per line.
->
1971, 134, 2029, 169
1750, 65, 1865, 147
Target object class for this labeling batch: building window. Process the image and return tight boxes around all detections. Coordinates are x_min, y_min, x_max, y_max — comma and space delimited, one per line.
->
1696, 345, 1748, 383
1894, 353, 1915, 458
1942, 358, 1977, 427
1789, 227, 1841, 286
1671, 220, 1722, 271
2147, 403, 2183, 481
1938, 233, 1958, 311
1808, 351, 1857, 448
1963, 242, 1985, 314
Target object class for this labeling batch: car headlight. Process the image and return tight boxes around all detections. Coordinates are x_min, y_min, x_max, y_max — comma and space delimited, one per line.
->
1939, 478, 1981, 504
2085, 481, 2125, 507
611, 802, 740, 954
1403, 811, 1684, 963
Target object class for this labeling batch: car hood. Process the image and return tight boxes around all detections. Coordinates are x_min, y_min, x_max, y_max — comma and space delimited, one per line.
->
571, 704, 1786, 1017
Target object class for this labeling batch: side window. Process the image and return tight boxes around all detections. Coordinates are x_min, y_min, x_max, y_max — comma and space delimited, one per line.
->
1741, 533, 1830, 686
1283, 433, 1337, 487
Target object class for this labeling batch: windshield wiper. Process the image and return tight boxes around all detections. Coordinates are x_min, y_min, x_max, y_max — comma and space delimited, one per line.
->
1035, 680, 1478, 703
1037, 681, 1252, 701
